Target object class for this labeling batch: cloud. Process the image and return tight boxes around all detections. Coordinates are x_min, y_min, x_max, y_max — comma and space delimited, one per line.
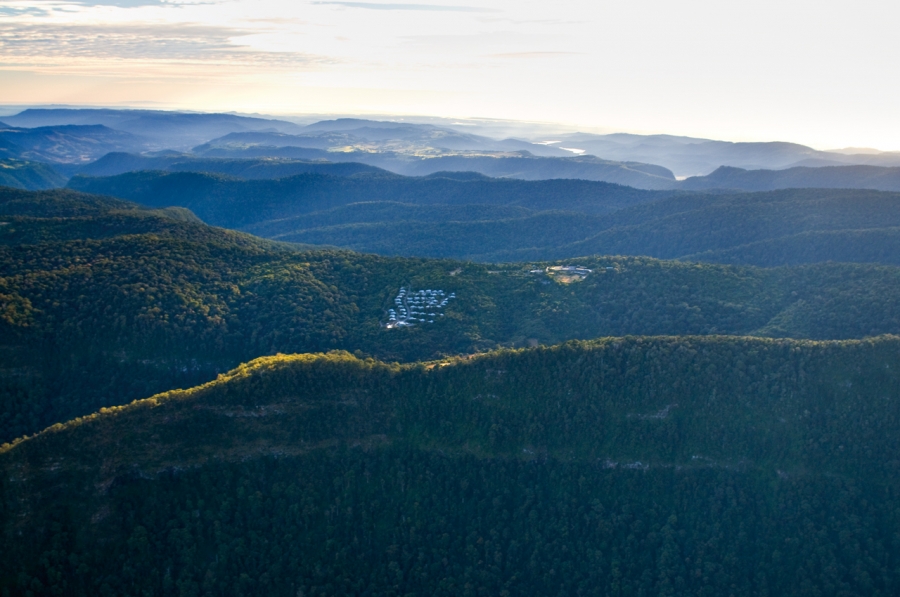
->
10, 0, 218, 7
3, 0, 167, 7
71, 0, 167, 6
486, 51, 582, 59
0, 5, 51, 16
0, 22, 333, 73
312, 1, 492, 12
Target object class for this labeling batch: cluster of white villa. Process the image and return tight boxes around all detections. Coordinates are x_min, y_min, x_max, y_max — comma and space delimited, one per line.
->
386, 287, 455, 328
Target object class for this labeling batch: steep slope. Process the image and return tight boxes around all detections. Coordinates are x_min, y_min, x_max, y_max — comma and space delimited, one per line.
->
4, 336, 900, 595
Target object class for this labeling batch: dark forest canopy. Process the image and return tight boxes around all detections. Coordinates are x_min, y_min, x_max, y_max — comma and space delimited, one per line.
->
67, 169, 668, 224
5, 186, 900, 442
4, 335, 900, 595
67, 171, 900, 266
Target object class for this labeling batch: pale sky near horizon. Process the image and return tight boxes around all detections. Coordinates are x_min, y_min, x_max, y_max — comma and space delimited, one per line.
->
1, 0, 898, 149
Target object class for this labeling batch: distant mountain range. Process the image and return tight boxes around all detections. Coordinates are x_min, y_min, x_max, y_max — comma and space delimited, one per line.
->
69, 170, 900, 267
78, 152, 389, 179
3, 109, 900, 193
201, 118, 572, 156
76, 152, 900, 193
534, 132, 900, 177
680, 164, 900, 192
0, 122, 145, 165
1, 108, 304, 151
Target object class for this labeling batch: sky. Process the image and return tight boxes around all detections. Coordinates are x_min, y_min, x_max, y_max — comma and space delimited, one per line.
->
1, 0, 898, 149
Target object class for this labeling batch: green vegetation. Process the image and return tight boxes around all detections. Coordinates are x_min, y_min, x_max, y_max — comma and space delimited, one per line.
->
6, 186, 900, 442
4, 336, 900, 595
68, 170, 667, 226
0, 160, 66, 190
683, 227, 900, 266
69, 171, 900, 266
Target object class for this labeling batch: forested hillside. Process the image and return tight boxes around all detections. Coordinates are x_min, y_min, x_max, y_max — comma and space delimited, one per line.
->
67, 170, 668, 225
4, 335, 900, 595
0, 124, 146, 164
69, 171, 900, 266
0, 159, 66, 190
77, 152, 389, 179
5, 187, 900, 442
497, 188, 900, 264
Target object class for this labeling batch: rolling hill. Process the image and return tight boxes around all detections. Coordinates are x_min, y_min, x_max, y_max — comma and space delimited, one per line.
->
6, 187, 900, 443
67, 170, 671, 226
4, 335, 900, 595
0, 123, 147, 164
73, 149, 900, 195
488, 188, 900, 265
76, 152, 389, 179
0, 159, 66, 190
194, 121, 573, 156
68, 171, 900, 266
192, 131, 679, 189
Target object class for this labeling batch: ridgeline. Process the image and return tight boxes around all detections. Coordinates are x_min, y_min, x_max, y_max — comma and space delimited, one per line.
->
4, 336, 900, 595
